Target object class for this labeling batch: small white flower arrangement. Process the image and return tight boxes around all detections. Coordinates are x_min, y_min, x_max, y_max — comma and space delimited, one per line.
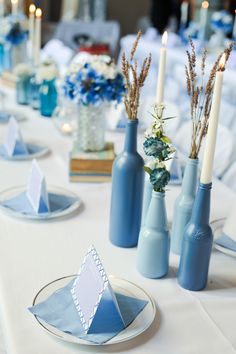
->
14, 63, 32, 77
37, 60, 58, 82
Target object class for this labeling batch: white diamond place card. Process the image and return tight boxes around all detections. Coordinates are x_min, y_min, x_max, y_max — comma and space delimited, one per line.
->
71, 246, 125, 334
26, 159, 50, 213
3, 116, 28, 156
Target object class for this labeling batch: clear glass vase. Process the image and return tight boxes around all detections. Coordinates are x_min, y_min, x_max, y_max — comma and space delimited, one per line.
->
74, 103, 107, 152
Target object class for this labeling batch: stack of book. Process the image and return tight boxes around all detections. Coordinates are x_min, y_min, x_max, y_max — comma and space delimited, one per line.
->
69, 142, 115, 182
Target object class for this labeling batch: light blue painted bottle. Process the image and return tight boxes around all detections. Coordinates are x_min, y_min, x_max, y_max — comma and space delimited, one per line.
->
141, 172, 153, 226
178, 183, 213, 291
40, 79, 58, 117
171, 158, 198, 255
137, 191, 170, 278
109, 119, 144, 248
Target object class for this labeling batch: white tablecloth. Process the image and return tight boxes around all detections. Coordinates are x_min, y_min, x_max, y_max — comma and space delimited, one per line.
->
0, 89, 236, 354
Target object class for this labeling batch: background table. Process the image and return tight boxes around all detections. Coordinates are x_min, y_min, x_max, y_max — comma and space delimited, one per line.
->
0, 89, 236, 354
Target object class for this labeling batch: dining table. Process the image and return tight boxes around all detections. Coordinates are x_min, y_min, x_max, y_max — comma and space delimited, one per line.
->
0, 86, 236, 354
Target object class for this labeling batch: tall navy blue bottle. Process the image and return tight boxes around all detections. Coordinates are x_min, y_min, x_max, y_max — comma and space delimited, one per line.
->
109, 119, 144, 248
178, 183, 213, 291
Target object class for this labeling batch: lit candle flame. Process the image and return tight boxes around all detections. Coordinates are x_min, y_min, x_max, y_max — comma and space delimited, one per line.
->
202, 1, 209, 9
162, 31, 168, 46
11, 0, 18, 4
62, 123, 72, 134
219, 53, 226, 71
29, 4, 36, 14
35, 8, 42, 18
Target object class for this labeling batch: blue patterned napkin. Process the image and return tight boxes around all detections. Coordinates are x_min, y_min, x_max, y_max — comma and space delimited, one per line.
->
215, 234, 236, 252
0, 192, 78, 216
29, 279, 148, 344
0, 142, 46, 159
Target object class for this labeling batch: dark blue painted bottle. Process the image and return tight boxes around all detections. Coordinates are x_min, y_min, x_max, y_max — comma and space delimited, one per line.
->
178, 183, 213, 291
109, 119, 144, 248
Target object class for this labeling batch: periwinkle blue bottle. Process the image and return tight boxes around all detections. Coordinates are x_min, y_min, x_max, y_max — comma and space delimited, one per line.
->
40, 79, 57, 117
178, 183, 213, 291
109, 119, 144, 248
137, 191, 170, 278
141, 172, 153, 226
171, 158, 198, 255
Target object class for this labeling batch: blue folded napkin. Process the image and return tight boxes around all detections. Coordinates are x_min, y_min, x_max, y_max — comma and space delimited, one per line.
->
0, 112, 12, 123
215, 234, 236, 252
29, 279, 148, 344
0, 192, 78, 216
0, 142, 46, 159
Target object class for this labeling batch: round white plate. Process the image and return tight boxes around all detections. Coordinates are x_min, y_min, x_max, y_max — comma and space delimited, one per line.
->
32, 275, 156, 346
211, 218, 236, 258
0, 141, 50, 161
0, 110, 26, 123
0, 185, 81, 220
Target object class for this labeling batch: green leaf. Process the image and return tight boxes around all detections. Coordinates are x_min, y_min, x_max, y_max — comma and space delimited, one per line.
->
163, 116, 176, 120
161, 136, 171, 143
144, 166, 152, 174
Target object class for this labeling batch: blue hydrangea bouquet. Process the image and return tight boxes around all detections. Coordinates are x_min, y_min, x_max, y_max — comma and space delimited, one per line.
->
63, 55, 125, 151
0, 14, 28, 71
63, 55, 125, 106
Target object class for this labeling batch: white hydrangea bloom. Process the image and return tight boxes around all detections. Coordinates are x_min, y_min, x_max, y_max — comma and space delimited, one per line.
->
14, 63, 32, 77
37, 62, 58, 81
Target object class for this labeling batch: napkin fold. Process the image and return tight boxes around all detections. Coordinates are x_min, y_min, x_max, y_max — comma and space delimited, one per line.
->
0, 143, 45, 158
215, 203, 236, 252
0, 192, 78, 216
29, 279, 148, 344
215, 234, 236, 252
0, 112, 11, 123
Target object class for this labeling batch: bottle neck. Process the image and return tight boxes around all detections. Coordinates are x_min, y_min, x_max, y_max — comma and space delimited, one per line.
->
191, 183, 212, 226
124, 119, 138, 153
181, 158, 198, 196
146, 191, 167, 229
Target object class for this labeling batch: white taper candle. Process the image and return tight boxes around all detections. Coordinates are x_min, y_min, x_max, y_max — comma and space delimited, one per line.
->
181, 1, 188, 26
34, 8, 42, 66
29, 4, 36, 61
11, 0, 18, 15
200, 54, 226, 184
199, 1, 209, 42
0, 0, 4, 17
233, 10, 236, 39
156, 31, 168, 104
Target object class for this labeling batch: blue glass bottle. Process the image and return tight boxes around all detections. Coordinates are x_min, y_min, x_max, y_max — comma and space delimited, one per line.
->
0, 43, 4, 74
29, 74, 40, 110
137, 191, 170, 278
40, 79, 57, 117
178, 183, 213, 291
16, 75, 31, 105
109, 119, 144, 248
